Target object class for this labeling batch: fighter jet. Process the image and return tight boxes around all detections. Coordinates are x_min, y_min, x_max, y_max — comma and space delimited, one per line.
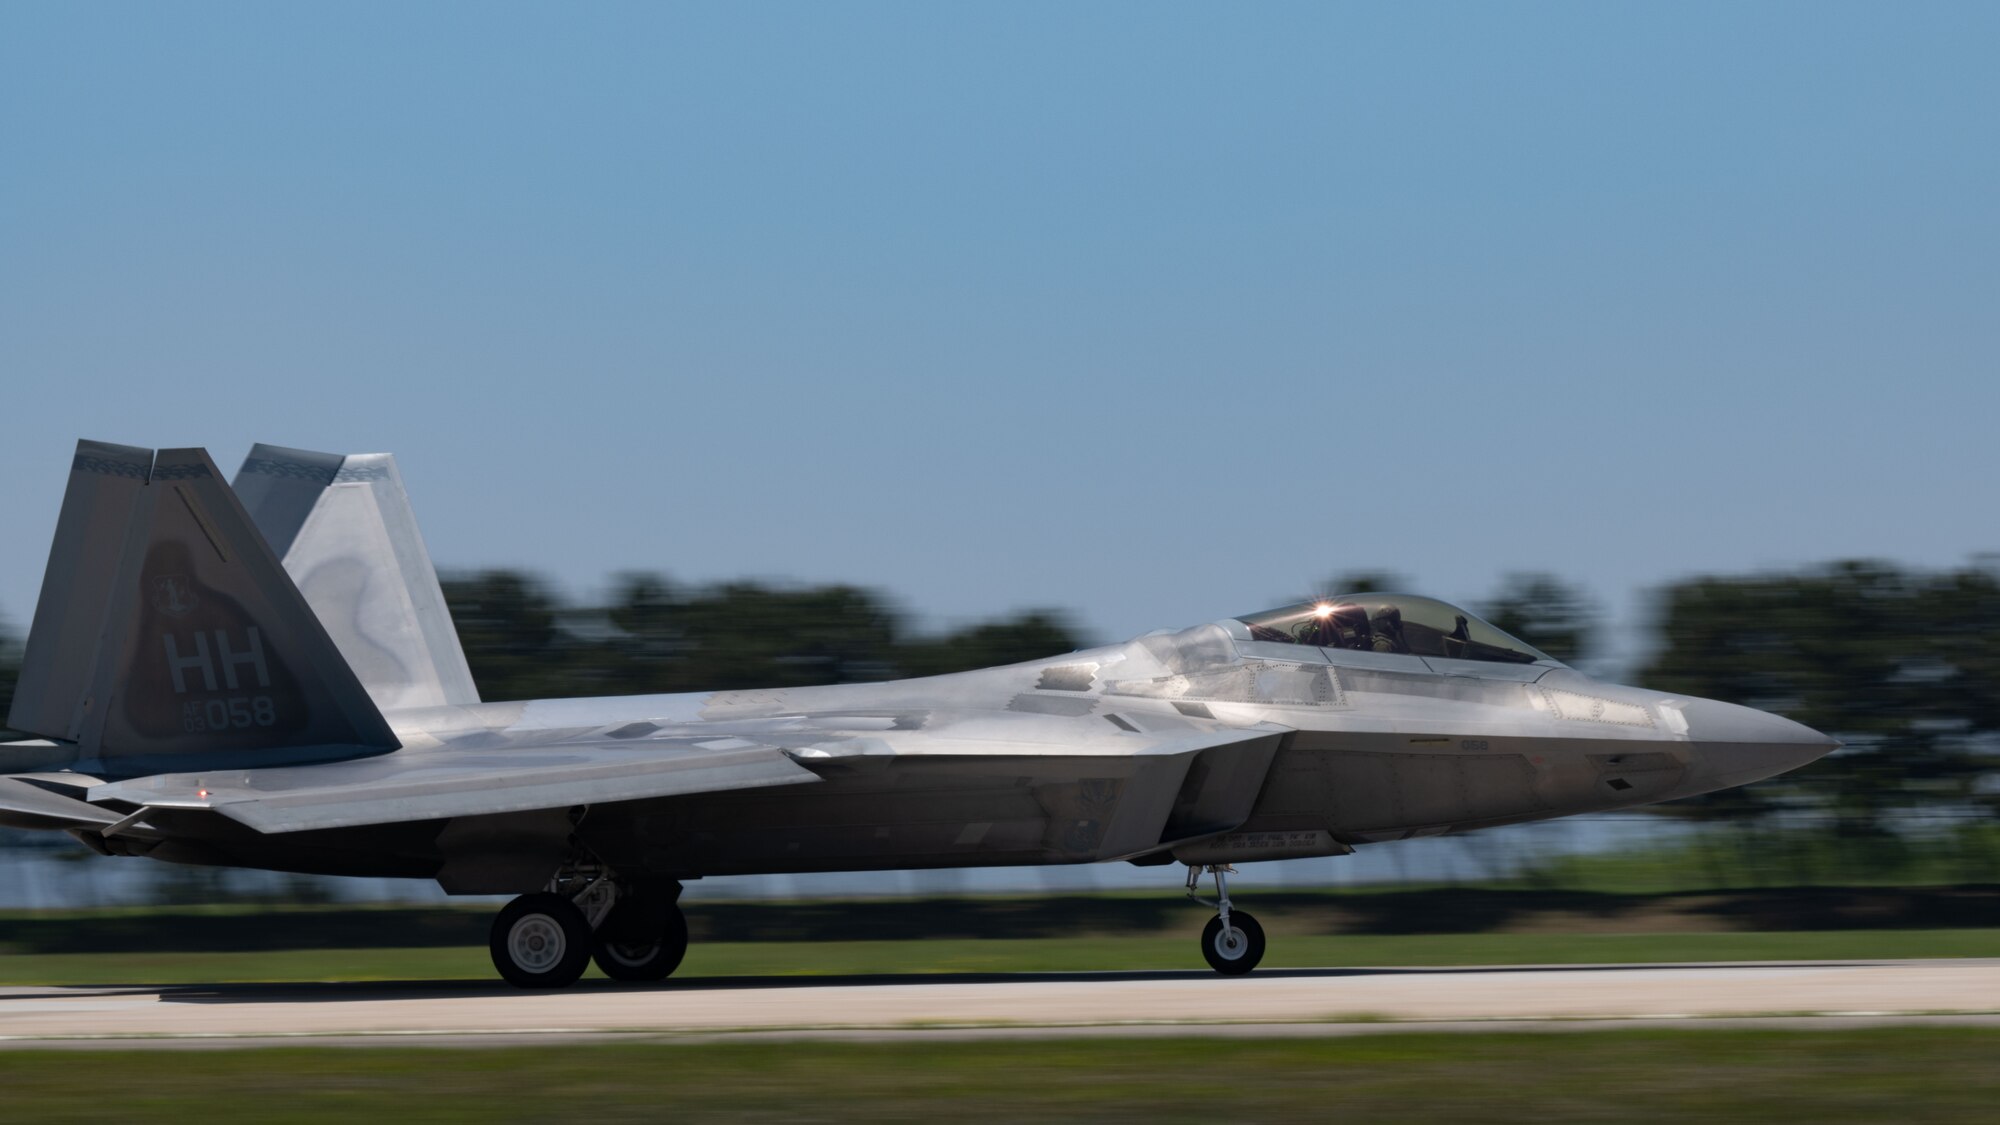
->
0, 441, 1836, 987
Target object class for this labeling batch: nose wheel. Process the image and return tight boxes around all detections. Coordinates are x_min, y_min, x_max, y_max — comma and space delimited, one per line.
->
1187, 864, 1266, 975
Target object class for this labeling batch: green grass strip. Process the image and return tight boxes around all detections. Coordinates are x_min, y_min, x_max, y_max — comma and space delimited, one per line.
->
2, 1029, 1999, 1122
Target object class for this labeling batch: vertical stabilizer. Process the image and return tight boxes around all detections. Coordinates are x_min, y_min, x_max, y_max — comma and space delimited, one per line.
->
9, 441, 153, 740
235, 445, 479, 711
9, 442, 398, 775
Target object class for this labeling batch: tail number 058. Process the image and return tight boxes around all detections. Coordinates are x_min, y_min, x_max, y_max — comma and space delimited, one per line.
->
181, 696, 277, 733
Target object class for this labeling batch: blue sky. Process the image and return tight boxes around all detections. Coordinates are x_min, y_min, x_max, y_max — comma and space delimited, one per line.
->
3, 3, 1996, 670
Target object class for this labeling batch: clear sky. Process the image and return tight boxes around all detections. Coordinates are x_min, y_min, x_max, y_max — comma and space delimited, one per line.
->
3, 3, 1996, 670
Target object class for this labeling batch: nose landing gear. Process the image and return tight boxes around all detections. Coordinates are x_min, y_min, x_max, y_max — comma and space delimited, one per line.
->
1186, 863, 1265, 975
489, 869, 689, 988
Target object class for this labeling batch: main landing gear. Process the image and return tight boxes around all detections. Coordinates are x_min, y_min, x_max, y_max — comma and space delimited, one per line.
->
1186, 863, 1265, 975
489, 870, 688, 989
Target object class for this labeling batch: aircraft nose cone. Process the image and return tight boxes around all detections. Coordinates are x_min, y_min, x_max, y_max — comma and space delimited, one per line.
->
1680, 698, 1838, 788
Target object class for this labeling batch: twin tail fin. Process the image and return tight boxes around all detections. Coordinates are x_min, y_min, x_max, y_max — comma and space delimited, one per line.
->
233, 444, 479, 712
8, 441, 400, 775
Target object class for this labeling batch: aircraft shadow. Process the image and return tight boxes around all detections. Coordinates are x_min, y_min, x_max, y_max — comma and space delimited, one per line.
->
0, 960, 1886, 1006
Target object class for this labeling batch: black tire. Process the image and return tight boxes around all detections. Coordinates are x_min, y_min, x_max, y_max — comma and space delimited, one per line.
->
1200, 910, 1266, 975
592, 896, 689, 982
490, 892, 593, 989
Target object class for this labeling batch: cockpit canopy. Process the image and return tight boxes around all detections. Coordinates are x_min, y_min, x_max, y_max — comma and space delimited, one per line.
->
1237, 594, 1556, 665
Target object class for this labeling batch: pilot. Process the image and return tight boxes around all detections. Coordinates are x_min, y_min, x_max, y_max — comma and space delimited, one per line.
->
1370, 605, 1409, 654
1328, 603, 1372, 649
1295, 603, 1368, 648
1294, 607, 1337, 647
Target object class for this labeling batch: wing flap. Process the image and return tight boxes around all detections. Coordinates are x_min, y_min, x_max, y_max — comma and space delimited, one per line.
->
88, 739, 822, 833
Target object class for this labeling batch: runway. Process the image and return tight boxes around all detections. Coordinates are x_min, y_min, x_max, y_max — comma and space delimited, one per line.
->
4, 959, 1999, 1047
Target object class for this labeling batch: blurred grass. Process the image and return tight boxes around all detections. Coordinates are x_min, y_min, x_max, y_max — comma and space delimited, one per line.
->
4, 929, 1997, 985
3, 1030, 1999, 1122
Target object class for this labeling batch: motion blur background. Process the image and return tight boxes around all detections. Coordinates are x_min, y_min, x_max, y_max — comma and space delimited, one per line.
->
2, 3, 1997, 910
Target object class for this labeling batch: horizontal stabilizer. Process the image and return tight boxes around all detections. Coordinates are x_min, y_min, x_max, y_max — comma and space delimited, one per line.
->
89, 737, 822, 833
0, 776, 118, 831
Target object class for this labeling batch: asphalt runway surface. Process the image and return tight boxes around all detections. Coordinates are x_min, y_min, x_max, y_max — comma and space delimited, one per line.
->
4, 960, 1998, 1047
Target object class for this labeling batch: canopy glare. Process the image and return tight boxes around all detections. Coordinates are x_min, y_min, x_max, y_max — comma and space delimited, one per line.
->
1238, 594, 1555, 665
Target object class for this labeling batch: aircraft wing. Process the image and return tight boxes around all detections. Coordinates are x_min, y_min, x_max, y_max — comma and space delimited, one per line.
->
81, 711, 1287, 860
87, 735, 822, 834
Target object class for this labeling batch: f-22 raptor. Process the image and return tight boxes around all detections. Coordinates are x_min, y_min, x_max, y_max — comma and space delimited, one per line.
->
0, 441, 1835, 986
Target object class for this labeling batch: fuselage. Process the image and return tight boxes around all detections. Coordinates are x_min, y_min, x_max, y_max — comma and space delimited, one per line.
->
0, 442, 1841, 985
64, 613, 1832, 890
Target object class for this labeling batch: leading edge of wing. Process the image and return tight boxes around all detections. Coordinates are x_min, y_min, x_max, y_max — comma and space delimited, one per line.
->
88, 737, 823, 833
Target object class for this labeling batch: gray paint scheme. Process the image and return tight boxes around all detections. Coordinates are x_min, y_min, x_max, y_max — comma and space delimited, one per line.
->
8, 446, 397, 776
9, 440, 153, 741
234, 444, 480, 712
2, 440, 1836, 906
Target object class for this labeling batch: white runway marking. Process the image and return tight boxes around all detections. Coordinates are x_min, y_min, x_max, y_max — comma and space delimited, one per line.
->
2, 960, 1998, 1046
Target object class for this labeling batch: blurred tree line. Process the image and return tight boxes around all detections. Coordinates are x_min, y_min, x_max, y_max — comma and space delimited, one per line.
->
440, 571, 1084, 700
2, 560, 1997, 842
1638, 560, 2000, 838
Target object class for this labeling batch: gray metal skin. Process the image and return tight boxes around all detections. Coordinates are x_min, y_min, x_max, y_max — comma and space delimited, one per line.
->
1, 441, 1836, 982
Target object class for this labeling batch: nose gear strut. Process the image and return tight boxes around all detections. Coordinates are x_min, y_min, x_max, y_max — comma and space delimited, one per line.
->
1186, 863, 1266, 975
